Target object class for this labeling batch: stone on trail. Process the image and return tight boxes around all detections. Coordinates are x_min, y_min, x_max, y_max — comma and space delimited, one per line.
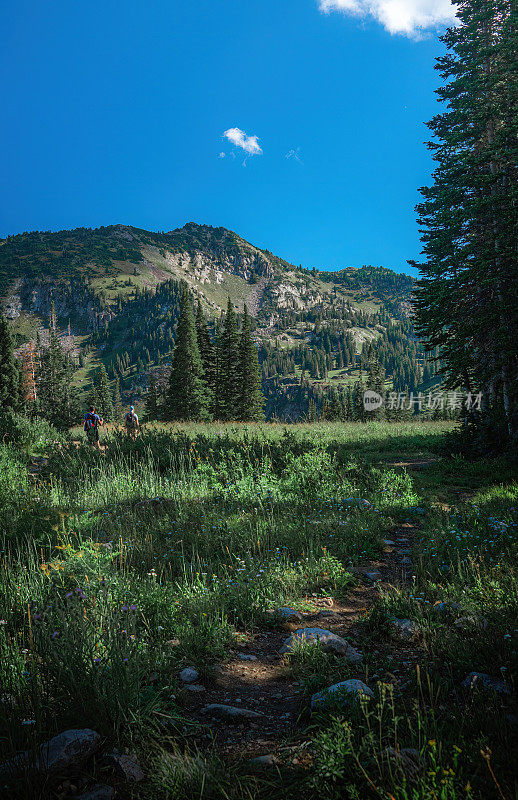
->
391, 618, 420, 640
275, 606, 303, 623
179, 667, 199, 684
461, 672, 511, 695
0, 729, 101, 778
311, 679, 374, 711
185, 684, 206, 693
238, 653, 258, 661
74, 785, 115, 800
249, 754, 280, 767
202, 704, 264, 722
104, 752, 145, 782
364, 570, 382, 582
280, 628, 362, 662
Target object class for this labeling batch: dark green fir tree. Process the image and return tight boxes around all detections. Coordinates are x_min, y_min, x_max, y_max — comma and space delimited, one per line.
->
219, 298, 240, 421
165, 285, 210, 421
237, 305, 264, 421
0, 313, 20, 410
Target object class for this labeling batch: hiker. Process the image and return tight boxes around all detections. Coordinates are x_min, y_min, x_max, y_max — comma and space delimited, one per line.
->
83, 405, 103, 450
124, 405, 140, 439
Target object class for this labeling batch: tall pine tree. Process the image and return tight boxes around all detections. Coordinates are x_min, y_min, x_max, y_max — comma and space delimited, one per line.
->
412, 0, 517, 449
237, 305, 264, 421
165, 285, 210, 421
0, 313, 20, 411
219, 298, 240, 421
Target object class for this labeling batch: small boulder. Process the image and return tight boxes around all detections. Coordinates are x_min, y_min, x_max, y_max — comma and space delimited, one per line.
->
454, 615, 488, 631
249, 754, 279, 767
201, 704, 263, 721
238, 653, 258, 661
280, 628, 362, 662
104, 752, 145, 783
461, 672, 511, 695
391, 618, 420, 641
275, 607, 303, 623
0, 729, 101, 778
364, 570, 382, 582
311, 679, 374, 711
74, 784, 115, 800
185, 684, 206, 693
179, 667, 199, 684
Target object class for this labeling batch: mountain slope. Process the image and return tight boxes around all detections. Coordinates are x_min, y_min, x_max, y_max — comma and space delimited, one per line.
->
0, 222, 437, 420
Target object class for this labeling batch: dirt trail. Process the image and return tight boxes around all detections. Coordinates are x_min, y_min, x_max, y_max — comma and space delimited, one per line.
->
181, 523, 419, 763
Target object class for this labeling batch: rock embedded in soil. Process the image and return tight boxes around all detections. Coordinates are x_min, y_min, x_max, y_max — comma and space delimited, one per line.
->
461, 672, 511, 695
391, 618, 420, 640
280, 628, 362, 661
202, 704, 264, 722
238, 653, 258, 661
275, 607, 303, 623
0, 728, 101, 778
74, 785, 115, 800
185, 684, 206, 692
364, 570, 382, 581
104, 752, 145, 782
454, 615, 488, 631
311, 679, 374, 711
179, 667, 199, 684
249, 754, 280, 767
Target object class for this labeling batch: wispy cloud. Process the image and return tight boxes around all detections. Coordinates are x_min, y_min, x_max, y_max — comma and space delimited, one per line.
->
223, 127, 263, 156
286, 148, 302, 163
317, 0, 456, 37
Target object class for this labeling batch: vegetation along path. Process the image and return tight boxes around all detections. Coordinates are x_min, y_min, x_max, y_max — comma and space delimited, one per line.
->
0, 420, 516, 800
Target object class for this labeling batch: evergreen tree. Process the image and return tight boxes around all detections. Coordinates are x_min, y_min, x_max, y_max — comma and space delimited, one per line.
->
91, 362, 114, 421
219, 298, 240, 421
0, 313, 20, 410
237, 305, 264, 421
146, 372, 159, 420
195, 300, 215, 405
412, 0, 517, 449
165, 285, 210, 421
39, 329, 78, 427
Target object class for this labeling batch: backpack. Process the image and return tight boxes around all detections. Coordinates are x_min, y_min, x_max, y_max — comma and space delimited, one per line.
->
84, 412, 96, 432
125, 412, 137, 428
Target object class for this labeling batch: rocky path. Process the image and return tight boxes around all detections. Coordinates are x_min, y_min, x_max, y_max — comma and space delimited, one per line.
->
176, 523, 419, 764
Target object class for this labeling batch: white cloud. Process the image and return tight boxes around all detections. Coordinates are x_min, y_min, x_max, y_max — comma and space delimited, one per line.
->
223, 127, 263, 156
318, 0, 456, 36
218, 152, 226, 158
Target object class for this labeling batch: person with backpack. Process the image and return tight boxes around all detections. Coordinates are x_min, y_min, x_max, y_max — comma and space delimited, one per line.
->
124, 405, 139, 439
83, 405, 103, 449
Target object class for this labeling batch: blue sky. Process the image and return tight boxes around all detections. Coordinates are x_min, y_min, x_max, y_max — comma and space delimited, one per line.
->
1, 0, 454, 275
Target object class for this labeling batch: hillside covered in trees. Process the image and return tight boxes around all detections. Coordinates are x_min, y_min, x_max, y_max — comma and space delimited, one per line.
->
1, 222, 443, 421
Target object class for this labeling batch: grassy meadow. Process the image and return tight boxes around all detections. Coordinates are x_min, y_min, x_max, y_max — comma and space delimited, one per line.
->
0, 419, 516, 799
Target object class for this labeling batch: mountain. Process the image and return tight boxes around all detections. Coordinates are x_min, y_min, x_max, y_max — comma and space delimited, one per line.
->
0, 222, 439, 420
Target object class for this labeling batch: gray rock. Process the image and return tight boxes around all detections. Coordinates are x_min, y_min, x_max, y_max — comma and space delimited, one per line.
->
238, 653, 258, 661
461, 672, 511, 695
280, 628, 362, 662
0, 729, 101, 778
249, 754, 279, 767
179, 667, 199, 684
382, 747, 421, 778
454, 615, 488, 631
383, 540, 395, 546
185, 684, 206, 692
201, 704, 263, 721
311, 679, 374, 711
364, 570, 382, 581
392, 618, 420, 640
276, 607, 303, 623
74, 784, 115, 800
316, 610, 336, 618
105, 752, 144, 782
